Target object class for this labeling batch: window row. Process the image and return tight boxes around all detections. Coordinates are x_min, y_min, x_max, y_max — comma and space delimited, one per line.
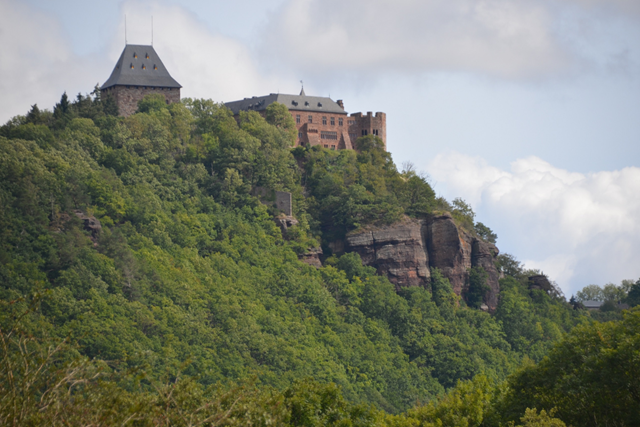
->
294, 115, 343, 126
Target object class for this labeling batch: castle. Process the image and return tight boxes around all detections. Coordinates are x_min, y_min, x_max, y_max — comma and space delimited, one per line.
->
224, 89, 387, 150
100, 44, 181, 117
101, 45, 386, 150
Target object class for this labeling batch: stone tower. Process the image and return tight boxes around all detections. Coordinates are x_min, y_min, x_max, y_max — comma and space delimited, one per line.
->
100, 44, 181, 117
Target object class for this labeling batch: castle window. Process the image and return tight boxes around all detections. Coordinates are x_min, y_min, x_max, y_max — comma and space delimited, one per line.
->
296, 114, 300, 124
349, 133, 356, 139
373, 129, 379, 136
330, 117, 335, 126
339, 118, 343, 126
298, 131, 303, 139
331, 145, 336, 150
308, 115, 313, 124
324, 144, 329, 148
348, 120, 355, 125
322, 116, 327, 125
361, 129, 368, 136
321, 131, 337, 140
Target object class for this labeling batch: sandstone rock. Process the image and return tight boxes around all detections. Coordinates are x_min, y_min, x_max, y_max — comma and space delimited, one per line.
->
73, 210, 102, 246
299, 247, 323, 268
274, 215, 299, 233
472, 239, 501, 310
340, 213, 502, 311
346, 218, 429, 290
425, 213, 473, 297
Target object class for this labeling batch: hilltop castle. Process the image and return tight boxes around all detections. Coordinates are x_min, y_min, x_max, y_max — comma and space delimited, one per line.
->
225, 89, 386, 150
101, 45, 386, 150
100, 44, 181, 117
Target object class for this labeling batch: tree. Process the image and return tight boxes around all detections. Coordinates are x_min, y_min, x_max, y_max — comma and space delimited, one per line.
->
575, 284, 604, 302
466, 266, 490, 309
474, 221, 497, 244
626, 279, 640, 307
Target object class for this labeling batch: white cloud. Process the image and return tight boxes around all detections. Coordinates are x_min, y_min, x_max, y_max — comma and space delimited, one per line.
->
0, 0, 105, 121
0, 0, 287, 122
115, 1, 286, 103
261, 0, 577, 80
427, 151, 640, 296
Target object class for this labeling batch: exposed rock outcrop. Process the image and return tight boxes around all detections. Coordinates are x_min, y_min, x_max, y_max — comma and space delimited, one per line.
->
346, 218, 430, 290
73, 210, 101, 246
299, 247, 323, 268
274, 215, 299, 233
343, 214, 502, 311
425, 213, 473, 296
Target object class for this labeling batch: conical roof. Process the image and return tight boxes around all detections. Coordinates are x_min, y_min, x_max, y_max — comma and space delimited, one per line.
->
101, 44, 181, 90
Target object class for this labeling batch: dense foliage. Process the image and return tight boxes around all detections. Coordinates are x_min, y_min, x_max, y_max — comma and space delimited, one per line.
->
1, 92, 637, 425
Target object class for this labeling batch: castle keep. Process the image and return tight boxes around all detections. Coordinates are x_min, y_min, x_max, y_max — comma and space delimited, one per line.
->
101, 44, 181, 117
225, 89, 386, 151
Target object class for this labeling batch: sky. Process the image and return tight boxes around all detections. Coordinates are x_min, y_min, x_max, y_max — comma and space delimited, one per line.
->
1, 0, 639, 296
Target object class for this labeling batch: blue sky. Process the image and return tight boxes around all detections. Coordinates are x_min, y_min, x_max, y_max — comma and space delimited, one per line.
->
2, 0, 639, 296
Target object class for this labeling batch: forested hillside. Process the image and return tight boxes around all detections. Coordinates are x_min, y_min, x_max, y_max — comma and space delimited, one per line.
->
1, 92, 638, 426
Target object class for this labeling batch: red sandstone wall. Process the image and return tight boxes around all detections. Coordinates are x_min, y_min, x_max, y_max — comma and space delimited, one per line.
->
101, 86, 181, 117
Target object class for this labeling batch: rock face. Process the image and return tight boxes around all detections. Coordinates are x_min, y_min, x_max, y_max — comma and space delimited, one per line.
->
346, 218, 430, 290
73, 210, 102, 246
299, 247, 323, 268
425, 213, 473, 296
274, 215, 299, 233
344, 214, 502, 311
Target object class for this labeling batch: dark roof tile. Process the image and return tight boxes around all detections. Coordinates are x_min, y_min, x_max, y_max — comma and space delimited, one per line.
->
101, 44, 181, 90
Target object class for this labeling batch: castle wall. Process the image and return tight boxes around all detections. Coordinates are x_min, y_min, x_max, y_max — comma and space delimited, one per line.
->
348, 112, 387, 150
101, 85, 181, 117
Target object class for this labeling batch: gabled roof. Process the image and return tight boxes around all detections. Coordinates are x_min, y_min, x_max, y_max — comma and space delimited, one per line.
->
101, 44, 181, 90
224, 92, 347, 115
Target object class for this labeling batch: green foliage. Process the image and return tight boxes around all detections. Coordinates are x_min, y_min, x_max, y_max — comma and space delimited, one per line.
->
296, 136, 436, 242
466, 266, 489, 309
474, 222, 497, 244
627, 279, 640, 307
0, 95, 620, 422
501, 308, 640, 426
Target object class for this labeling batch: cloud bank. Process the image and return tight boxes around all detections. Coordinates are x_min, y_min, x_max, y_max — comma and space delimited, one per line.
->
427, 152, 640, 296
261, 0, 640, 81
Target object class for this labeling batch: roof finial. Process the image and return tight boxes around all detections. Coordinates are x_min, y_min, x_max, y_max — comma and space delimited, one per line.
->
300, 80, 305, 96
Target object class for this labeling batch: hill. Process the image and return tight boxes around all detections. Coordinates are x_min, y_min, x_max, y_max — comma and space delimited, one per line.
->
1, 92, 636, 425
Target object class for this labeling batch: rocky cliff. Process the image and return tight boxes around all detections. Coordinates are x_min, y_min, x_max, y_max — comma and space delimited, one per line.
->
345, 213, 501, 311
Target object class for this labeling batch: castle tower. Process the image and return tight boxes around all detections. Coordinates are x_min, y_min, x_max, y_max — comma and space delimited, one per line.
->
100, 44, 181, 117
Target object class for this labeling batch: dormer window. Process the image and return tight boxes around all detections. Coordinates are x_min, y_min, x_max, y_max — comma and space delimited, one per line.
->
142, 64, 146, 70
145, 53, 149, 59
318, 102, 322, 107
130, 63, 134, 69
154, 64, 157, 70
133, 52, 137, 58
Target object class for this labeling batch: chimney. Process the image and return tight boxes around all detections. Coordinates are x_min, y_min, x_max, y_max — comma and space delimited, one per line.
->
337, 99, 344, 109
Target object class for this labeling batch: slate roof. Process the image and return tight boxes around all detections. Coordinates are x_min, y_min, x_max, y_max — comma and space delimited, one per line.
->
101, 44, 181, 90
583, 300, 604, 309
224, 89, 346, 115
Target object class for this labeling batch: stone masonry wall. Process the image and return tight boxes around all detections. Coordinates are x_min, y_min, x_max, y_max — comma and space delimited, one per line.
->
102, 86, 181, 117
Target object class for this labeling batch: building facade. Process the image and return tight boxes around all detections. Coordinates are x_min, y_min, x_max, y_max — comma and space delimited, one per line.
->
101, 44, 181, 117
224, 89, 386, 151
